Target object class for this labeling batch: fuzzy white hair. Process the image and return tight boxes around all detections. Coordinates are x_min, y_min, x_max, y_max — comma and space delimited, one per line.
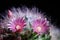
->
50, 25, 60, 40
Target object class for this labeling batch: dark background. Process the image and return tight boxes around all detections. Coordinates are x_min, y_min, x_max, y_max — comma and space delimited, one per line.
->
0, 0, 59, 28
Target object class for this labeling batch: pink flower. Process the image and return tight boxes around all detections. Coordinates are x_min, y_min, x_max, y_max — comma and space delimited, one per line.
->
32, 18, 49, 34
8, 10, 12, 17
8, 17, 26, 32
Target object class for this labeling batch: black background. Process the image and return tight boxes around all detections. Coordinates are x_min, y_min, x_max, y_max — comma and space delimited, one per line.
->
0, 0, 59, 28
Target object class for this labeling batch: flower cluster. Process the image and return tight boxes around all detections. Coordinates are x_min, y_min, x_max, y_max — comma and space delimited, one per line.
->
0, 7, 51, 40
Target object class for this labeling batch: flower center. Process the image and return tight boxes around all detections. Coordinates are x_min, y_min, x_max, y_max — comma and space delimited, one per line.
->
16, 25, 21, 30
36, 26, 41, 32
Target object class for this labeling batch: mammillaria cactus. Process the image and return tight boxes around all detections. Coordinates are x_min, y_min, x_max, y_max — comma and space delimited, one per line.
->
0, 7, 51, 40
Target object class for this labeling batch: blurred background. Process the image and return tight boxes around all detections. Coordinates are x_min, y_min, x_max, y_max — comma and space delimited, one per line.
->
0, 0, 58, 28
